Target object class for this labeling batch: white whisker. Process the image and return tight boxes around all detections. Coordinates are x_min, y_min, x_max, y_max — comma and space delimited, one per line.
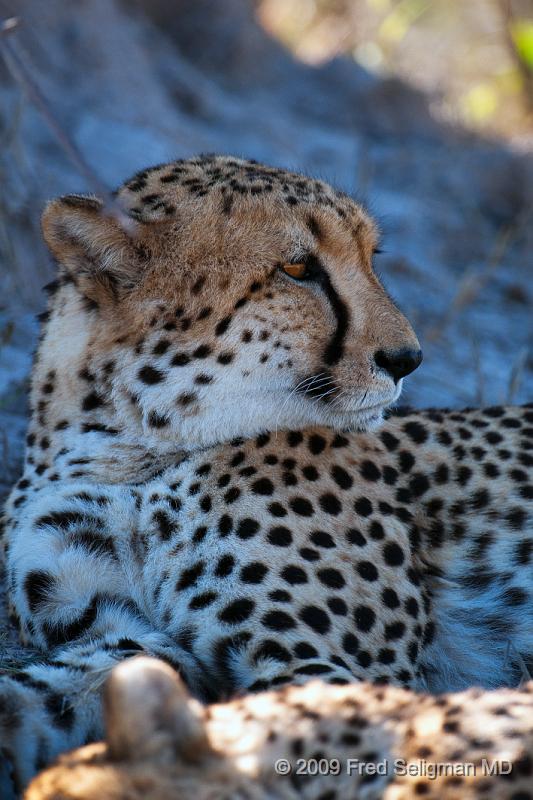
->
274, 372, 328, 434
309, 385, 339, 404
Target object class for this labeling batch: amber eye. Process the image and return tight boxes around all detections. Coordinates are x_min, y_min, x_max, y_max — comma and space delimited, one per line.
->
281, 262, 308, 280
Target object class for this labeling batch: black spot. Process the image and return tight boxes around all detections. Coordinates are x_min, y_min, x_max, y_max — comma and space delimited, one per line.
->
357, 561, 378, 581
398, 451, 415, 472
470, 488, 490, 510
237, 518, 260, 539
191, 276, 206, 295
378, 648, 396, 664
346, 527, 366, 547
382, 588, 400, 608
218, 514, 233, 536
515, 539, 532, 566
434, 463, 449, 483
176, 562, 204, 591
281, 565, 308, 584
223, 486, 240, 504
294, 642, 318, 659
383, 541, 405, 566
502, 587, 527, 606
195, 373, 213, 385
310, 530, 335, 548
81, 392, 104, 411
231, 452, 246, 467
177, 392, 197, 406
269, 590, 291, 602
293, 551, 315, 570
153, 510, 174, 541
302, 465, 319, 481
215, 554, 235, 577
403, 422, 428, 444
218, 598, 255, 624
193, 345, 212, 359
152, 340, 170, 355
307, 215, 323, 240
254, 640, 292, 664
189, 592, 218, 610
138, 365, 164, 385
35, 510, 89, 530
360, 461, 380, 481
299, 606, 330, 634
507, 507, 526, 530
240, 563, 269, 583
331, 465, 353, 489
268, 526, 293, 546
262, 610, 296, 631
268, 502, 287, 517
287, 431, 304, 447
215, 316, 232, 336
200, 495, 212, 512
380, 431, 400, 451
385, 621, 406, 640
148, 410, 170, 428
252, 478, 274, 495
354, 605, 376, 632
354, 497, 373, 517
409, 473, 430, 497
192, 525, 207, 543
217, 352, 234, 365
171, 353, 191, 367
289, 497, 314, 516
319, 493, 342, 515
309, 434, 327, 455
317, 568, 345, 588
325, 597, 346, 618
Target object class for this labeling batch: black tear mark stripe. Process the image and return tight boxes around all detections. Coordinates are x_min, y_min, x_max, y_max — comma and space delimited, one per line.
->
305, 254, 350, 366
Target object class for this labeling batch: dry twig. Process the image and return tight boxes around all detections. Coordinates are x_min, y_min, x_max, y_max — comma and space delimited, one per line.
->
0, 16, 135, 233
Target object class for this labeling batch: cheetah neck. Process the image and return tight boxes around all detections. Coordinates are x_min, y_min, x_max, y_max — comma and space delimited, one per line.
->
25, 283, 188, 487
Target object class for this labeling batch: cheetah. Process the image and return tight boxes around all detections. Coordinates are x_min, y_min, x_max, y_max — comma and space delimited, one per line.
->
1, 156, 532, 790
26, 657, 533, 800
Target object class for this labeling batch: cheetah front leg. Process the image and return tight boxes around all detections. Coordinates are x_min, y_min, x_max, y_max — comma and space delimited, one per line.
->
0, 620, 205, 791
1, 494, 207, 790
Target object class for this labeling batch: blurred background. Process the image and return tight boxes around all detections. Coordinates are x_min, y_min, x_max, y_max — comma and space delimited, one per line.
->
259, 0, 533, 141
0, 0, 532, 502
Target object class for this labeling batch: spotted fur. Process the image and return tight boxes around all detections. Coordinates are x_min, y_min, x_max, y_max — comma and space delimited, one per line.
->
27, 657, 533, 800
1, 156, 531, 789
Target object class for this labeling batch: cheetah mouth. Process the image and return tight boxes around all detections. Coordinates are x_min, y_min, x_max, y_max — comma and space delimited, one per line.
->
318, 400, 393, 433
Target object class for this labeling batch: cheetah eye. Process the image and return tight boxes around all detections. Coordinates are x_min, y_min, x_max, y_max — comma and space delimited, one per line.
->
280, 262, 308, 281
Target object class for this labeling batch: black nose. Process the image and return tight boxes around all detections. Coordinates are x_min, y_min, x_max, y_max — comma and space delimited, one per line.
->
374, 348, 422, 383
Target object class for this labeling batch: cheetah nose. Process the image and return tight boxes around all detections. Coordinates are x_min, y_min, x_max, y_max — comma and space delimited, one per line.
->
374, 348, 422, 383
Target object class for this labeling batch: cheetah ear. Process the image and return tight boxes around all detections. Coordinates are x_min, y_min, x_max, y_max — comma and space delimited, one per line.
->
104, 657, 211, 764
41, 195, 144, 296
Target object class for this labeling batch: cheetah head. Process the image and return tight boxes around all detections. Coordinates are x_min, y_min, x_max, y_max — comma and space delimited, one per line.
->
41, 156, 421, 450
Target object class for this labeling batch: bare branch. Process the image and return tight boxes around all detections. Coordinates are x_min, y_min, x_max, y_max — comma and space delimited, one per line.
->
0, 17, 136, 234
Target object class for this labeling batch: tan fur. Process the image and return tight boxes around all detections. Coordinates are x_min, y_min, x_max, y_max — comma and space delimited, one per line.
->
26, 657, 533, 800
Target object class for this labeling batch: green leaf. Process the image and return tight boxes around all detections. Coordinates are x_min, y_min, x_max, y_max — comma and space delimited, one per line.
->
510, 20, 533, 69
